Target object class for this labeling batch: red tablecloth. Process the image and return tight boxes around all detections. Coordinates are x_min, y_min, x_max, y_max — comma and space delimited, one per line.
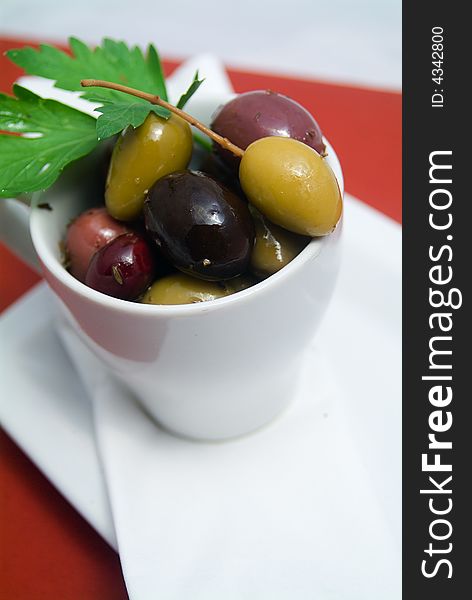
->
0, 37, 401, 599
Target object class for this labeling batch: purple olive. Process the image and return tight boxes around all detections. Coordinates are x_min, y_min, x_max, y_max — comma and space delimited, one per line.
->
65, 207, 128, 282
210, 90, 326, 171
85, 232, 155, 300
144, 171, 254, 281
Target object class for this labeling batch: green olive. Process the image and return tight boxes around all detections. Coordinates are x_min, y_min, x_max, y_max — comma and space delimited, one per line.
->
239, 137, 342, 236
105, 113, 192, 221
220, 275, 259, 294
142, 274, 228, 305
249, 206, 310, 278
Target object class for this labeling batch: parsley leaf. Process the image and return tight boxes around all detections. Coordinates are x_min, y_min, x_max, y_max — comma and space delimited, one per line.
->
94, 101, 157, 140
0, 85, 98, 197
1, 38, 206, 196
93, 70, 205, 139
7, 38, 204, 140
176, 71, 205, 109
7, 37, 168, 103
8, 38, 170, 138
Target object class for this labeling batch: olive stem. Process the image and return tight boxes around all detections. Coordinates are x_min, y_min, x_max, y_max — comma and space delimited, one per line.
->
80, 79, 245, 159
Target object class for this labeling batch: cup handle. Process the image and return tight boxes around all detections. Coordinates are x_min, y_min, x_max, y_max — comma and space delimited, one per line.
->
0, 198, 41, 274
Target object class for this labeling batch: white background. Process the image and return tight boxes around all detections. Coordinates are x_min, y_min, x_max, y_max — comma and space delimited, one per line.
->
0, 0, 401, 90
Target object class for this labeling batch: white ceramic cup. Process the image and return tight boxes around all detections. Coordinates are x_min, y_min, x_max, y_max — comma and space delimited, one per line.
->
1, 93, 343, 441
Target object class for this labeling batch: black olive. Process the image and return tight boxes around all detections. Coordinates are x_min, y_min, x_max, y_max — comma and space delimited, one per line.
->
144, 171, 255, 280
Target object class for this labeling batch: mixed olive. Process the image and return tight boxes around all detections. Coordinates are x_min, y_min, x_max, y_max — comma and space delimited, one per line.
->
143, 170, 254, 280
211, 90, 326, 170
240, 137, 342, 236
64, 88, 342, 305
85, 232, 156, 300
105, 113, 193, 221
65, 207, 128, 282
249, 206, 310, 279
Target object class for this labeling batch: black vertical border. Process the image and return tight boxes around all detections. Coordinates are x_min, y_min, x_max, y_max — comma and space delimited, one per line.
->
403, 3, 469, 598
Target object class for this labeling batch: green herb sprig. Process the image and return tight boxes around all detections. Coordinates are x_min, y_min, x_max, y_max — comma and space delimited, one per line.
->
0, 38, 204, 198
0, 85, 97, 197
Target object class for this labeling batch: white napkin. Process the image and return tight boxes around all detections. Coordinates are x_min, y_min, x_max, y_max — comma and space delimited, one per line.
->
57, 311, 399, 600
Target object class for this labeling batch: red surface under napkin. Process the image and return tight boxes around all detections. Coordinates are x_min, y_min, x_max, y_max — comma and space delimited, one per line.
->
0, 37, 401, 599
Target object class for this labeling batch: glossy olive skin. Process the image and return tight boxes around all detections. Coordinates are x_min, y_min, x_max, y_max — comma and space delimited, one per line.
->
65, 207, 128, 282
249, 207, 310, 278
240, 137, 342, 236
85, 233, 156, 300
211, 90, 325, 171
142, 273, 258, 305
142, 273, 229, 305
144, 171, 255, 280
105, 113, 192, 221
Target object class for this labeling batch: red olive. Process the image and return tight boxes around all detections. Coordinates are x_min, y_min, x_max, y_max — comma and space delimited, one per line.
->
65, 207, 128, 281
85, 232, 156, 300
211, 90, 326, 171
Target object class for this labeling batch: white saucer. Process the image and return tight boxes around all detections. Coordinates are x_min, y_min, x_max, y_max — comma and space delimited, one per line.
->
0, 194, 401, 596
